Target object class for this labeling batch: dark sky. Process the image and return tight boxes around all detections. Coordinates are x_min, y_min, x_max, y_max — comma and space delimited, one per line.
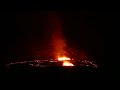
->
0, 2, 106, 68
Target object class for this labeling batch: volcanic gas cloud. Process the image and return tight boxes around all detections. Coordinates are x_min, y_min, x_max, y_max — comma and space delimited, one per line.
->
48, 12, 74, 66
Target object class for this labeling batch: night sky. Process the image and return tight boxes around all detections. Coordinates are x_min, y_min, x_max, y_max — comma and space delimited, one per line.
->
0, 2, 106, 68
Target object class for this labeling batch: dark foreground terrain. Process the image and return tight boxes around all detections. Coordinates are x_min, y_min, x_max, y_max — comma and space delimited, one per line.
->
1, 66, 106, 81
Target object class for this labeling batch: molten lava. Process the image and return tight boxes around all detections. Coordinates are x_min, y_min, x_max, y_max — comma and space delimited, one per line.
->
57, 56, 74, 66
62, 60, 74, 66
58, 57, 70, 61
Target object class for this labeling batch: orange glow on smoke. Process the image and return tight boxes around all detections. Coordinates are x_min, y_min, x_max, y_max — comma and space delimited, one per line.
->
48, 12, 73, 66
62, 60, 74, 66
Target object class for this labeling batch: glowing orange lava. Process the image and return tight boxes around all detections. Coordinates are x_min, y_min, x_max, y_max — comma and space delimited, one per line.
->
57, 56, 74, 66
62, 61, 74, 66
58, 56, 70, 61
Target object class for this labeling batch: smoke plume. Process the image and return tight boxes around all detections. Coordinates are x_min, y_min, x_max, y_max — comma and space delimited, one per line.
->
48, 12, 68, 59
